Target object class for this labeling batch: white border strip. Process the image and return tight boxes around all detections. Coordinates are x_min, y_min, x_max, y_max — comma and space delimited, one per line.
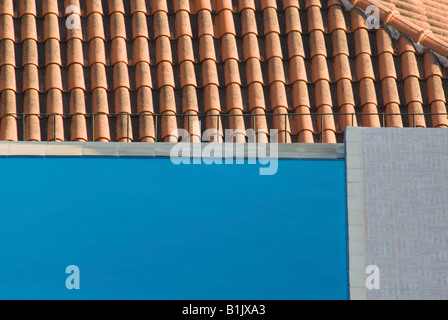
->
0, 142, 345, 159
345, 127, 367, 300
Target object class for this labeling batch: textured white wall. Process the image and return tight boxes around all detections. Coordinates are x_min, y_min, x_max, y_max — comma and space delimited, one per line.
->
347, 127, 448, 300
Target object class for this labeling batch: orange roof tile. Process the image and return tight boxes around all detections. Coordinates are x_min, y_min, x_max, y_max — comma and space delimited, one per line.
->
0, 0, 446, 144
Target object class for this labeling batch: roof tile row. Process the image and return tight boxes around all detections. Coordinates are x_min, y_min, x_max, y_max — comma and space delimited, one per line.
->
0, 0, 446, 143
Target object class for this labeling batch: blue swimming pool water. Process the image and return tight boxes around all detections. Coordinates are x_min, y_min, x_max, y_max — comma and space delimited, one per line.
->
0, 157, 347, 300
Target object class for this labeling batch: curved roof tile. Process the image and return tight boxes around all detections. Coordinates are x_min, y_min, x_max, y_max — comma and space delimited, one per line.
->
0, 0, 446, 143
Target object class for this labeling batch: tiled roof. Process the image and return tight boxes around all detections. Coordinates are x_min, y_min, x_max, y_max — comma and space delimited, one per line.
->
0, 0, 447, 144
351, 0, 448, 57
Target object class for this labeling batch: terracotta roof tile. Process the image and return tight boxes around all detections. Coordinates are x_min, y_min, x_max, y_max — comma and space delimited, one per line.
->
0, 0, 446, 143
